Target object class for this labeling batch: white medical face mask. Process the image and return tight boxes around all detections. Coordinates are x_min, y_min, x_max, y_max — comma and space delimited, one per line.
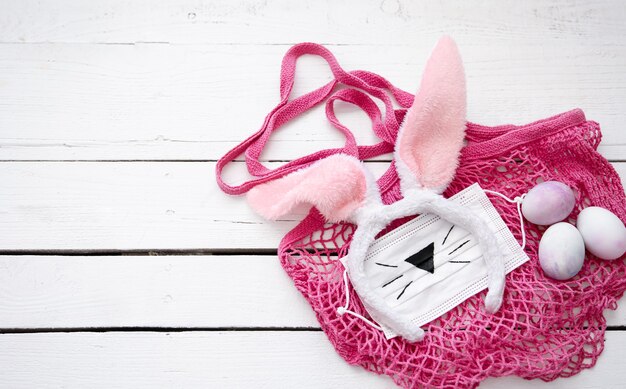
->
360, 183, 529, 339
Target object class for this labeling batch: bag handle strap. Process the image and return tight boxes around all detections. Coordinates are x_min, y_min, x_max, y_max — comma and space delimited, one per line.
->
216, 43, 413, 195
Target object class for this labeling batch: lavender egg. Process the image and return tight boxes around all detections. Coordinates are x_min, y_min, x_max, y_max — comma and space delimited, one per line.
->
539, 222, 585, 280
576, 207, 626, 260
522, 181, 575, 225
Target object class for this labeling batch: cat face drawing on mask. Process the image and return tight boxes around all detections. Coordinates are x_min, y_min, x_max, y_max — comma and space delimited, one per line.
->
246, 36, 506, 342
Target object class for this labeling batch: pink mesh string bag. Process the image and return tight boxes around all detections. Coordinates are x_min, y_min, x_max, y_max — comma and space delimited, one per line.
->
216, 41, 626, 389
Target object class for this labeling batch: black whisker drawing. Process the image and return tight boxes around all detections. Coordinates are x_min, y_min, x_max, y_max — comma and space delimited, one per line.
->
382, 274, 403, 288
442, 225, 455, 245
375, 262, 398, 268
448, 239, 470, 255
397, 281, 414, 299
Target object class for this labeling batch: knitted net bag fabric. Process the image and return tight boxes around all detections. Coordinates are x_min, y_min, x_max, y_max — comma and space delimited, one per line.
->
216, 41, 626, 389
279, 112, 626, 388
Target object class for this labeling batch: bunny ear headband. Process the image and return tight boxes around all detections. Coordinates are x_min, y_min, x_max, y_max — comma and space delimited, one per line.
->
246, 37, 506, 342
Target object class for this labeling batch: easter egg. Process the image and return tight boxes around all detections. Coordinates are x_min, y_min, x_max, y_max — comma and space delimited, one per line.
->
539, 222, 585, 280
522, 181, 575, 225
576, 206, 626, 260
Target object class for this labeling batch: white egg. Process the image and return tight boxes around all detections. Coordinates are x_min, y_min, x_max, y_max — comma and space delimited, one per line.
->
539, 222, 585, 280
576, 206, 626, 260
522, 181, 576, 225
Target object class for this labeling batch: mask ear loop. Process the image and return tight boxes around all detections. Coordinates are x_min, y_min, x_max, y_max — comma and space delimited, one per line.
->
483, 190, 528, 250
337, 269, 384, 331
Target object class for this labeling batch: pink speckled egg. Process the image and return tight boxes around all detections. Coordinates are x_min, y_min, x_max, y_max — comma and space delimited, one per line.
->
522, 181, 575, 225
576, 207, 626, 260
539, 222, 585, 280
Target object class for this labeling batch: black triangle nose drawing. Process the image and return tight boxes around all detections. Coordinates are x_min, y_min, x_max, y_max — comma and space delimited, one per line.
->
405, 242, 435, 274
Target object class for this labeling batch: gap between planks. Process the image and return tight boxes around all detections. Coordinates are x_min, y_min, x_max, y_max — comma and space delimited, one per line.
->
0, 248, 279, 256
0, 327, 322, 334
2, 326, 626, 334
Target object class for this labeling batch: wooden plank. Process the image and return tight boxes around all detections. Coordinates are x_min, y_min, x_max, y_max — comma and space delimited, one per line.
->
0, 162, 624, 251
0, 254, 625, 329
0, 0, 624, 46
0, 42, 625, 161
0, 330, 624, 388
0, 161, 292, 251
0, 255, 318, 329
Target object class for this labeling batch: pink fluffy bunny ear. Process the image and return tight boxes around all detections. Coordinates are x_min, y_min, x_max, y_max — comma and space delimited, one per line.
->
395, 36, 467, 194
247, 154, 375, 223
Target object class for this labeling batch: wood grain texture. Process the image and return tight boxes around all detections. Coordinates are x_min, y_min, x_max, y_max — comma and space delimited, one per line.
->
0, 331, 625, 389
0, 255, 318, 329
0, 161, 291, 251
1, 162, 624, 251
1, 0, 624, 45
1, 254, 624, 329
0, 4, 625, 160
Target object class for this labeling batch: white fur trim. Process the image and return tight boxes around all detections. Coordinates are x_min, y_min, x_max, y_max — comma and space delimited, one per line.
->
344, 188, 506, 342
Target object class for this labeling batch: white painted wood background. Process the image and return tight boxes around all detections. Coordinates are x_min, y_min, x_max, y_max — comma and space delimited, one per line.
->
1, 1, 625, 388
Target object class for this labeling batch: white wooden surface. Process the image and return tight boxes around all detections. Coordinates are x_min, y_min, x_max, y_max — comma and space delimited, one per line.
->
1, 331, 626, 389
1, 1, 626, 388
